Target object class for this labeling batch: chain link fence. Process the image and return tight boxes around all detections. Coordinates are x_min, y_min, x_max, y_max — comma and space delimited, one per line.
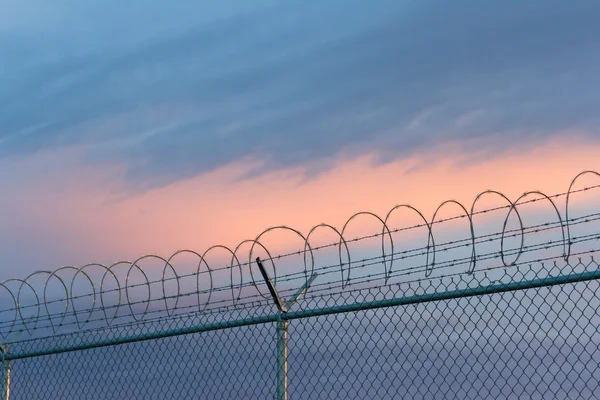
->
2, 171, 600, 399
4, 258, 600, 399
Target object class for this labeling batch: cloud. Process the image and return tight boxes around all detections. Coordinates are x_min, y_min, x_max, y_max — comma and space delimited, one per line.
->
1, 0, 600, 188
0, 137, 597, 278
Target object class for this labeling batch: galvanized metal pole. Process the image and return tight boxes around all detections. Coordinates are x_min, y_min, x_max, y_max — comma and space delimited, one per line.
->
1, 357, 9, 400
276, 319, 289, 400
1, 317, 33, 400
255, 258, 317, 400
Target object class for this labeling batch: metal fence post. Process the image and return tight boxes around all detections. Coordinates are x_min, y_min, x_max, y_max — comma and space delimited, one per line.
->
276, 318, 289, 400
1, 347, 9, 400
255, 257, 318, 400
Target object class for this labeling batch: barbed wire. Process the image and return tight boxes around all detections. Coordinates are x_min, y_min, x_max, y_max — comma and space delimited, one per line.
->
1, 212, 591, 335
5, 243, 600, 345
0, 170, 598, 338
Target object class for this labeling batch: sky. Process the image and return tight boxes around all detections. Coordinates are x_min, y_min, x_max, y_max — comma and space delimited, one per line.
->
1, 0, 600, 279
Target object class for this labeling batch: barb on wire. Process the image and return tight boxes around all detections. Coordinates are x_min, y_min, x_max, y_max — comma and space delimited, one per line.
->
0, 170, 598, 338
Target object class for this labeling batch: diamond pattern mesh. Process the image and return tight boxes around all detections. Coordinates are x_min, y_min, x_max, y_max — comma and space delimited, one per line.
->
4, 259, 600, 399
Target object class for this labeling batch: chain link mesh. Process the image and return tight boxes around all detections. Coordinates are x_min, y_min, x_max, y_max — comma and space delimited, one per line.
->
1, 257, 599, 399
2, 172, 600, 399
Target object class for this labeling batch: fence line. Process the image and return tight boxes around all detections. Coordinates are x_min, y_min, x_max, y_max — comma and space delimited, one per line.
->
2, 170, 600, 399
5, 255, 598, 362
0, 171, 599, 340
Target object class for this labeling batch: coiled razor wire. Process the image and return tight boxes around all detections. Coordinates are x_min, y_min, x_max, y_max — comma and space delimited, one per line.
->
0, 170, 599, 338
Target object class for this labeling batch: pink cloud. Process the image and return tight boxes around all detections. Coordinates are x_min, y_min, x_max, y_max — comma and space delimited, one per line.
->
0, 135, 598, 279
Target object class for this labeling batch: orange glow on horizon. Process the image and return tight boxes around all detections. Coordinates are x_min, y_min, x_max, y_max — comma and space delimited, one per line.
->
2, 135, 599, 269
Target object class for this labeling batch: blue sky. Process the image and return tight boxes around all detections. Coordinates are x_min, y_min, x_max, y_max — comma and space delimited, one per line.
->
2, 0, 600, 187
2, 5, 600, 398
3, 7, 600, 400
0, 0, 599, 277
